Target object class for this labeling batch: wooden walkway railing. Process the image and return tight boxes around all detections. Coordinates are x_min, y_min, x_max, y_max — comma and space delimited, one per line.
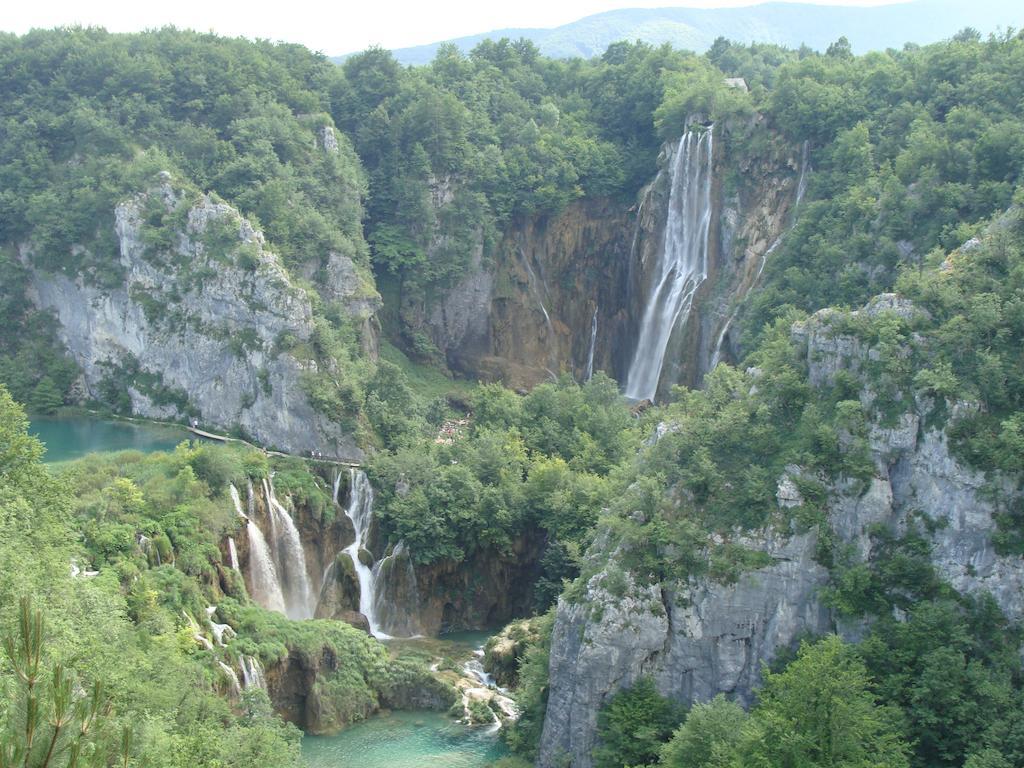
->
186, 426, 361, 467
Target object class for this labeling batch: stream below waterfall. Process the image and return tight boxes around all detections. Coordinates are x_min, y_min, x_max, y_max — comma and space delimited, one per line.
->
302, 630, 509, 767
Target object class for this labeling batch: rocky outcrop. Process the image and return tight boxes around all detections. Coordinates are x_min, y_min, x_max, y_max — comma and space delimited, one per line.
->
536, 294, 1024, 768
483, 616, 546, 688
368, 533, 545, 637
264, 646, 456, 734
537, 530, 830, 768
399, 197, 635, 389
25, 175, 372, 460
795, 298, 1024, 620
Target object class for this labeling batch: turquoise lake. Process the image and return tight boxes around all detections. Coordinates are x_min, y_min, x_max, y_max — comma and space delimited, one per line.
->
301, 711, 508, 768
29, 415, 192, 462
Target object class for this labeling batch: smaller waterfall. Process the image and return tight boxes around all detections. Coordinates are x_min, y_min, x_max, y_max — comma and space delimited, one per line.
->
795, 140, 810, 209
218, 662, 242, 699
625, 127, 714, 402
371, 541, 422, 638
240, 655, 266, 691
206, 606, 235, 646
463, 647, 504, 691
332, 470, 343, 505
233, 482, 287, 616
584, 308, 598, 382
708, 142, 810, 372
343, 470, 388, 637
227, 537, 239, 570
264, 478, 315, 620
709, 235, 783, 371
517, 244, 559, 377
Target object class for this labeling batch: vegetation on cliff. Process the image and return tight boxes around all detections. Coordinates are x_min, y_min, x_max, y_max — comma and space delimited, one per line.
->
3, 18, 1024, 768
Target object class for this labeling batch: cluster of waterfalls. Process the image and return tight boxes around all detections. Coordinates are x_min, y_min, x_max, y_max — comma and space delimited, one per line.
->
229, 469, 420, 638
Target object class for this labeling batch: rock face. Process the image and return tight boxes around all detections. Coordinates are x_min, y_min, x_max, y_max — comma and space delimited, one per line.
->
410, 533, 545, 635
400, 197, 635, 389
537, 294, 1024, 768
264, 645, 456, 734
366, 533, 545, 637
538, 532, 830, 768
796, 299, 1024, 621
25, 177, 370, 460
400, 124, 806, 395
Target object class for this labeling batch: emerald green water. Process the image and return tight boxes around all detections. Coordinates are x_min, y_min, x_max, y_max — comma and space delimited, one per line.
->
301, 711, 508, 768
29, 416, 191, 462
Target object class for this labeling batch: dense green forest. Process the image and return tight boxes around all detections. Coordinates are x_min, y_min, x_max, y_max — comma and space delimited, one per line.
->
2, 19, 1024, 768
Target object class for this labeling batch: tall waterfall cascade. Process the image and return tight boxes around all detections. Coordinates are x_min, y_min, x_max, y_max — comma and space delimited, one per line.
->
340, 469, 389, 637
232, 480, 315, 619
230, 470, 420, 632
263, 478, 315, 620
232, 483, 287, 615
625, 127, 714, 402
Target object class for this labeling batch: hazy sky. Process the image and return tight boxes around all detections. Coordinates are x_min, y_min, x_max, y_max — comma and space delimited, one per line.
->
4, 0, 906, 55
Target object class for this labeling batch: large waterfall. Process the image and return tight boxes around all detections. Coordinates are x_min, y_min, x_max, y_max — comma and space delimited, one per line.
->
232, 479, 314, 619
625, 128, 714, 402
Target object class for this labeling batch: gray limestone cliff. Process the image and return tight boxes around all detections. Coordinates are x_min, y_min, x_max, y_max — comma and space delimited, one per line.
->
25, 176, 373, 460
537, 293, 1024, 768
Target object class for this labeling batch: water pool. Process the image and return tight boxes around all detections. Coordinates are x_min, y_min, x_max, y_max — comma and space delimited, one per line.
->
301, 710, 508, 768
29, 415, 192, 462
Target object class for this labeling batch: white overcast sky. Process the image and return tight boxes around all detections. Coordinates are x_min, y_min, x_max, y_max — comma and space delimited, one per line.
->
3, 0, 905, 56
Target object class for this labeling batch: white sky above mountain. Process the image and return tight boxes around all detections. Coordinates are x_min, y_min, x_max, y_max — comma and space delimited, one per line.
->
5, 0, 905, 56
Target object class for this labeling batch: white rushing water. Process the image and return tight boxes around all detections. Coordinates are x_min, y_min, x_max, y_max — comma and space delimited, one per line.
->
795, 139, 810, 209
338, 470, 422, 639
227, 536, 239, 570
240, 655, 266, 691
342, 469, 388, 637
584, 308, 598, 382
264, 478, 315, 620
232, 482, 288, 615
218, 661, 242, 698
625, 127, 714, 402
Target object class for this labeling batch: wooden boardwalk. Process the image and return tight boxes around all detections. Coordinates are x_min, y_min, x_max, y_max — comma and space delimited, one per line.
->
186, 426, 361, 467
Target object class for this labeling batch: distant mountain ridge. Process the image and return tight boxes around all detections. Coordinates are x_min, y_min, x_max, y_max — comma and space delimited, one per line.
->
335, 0, 1021, 65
